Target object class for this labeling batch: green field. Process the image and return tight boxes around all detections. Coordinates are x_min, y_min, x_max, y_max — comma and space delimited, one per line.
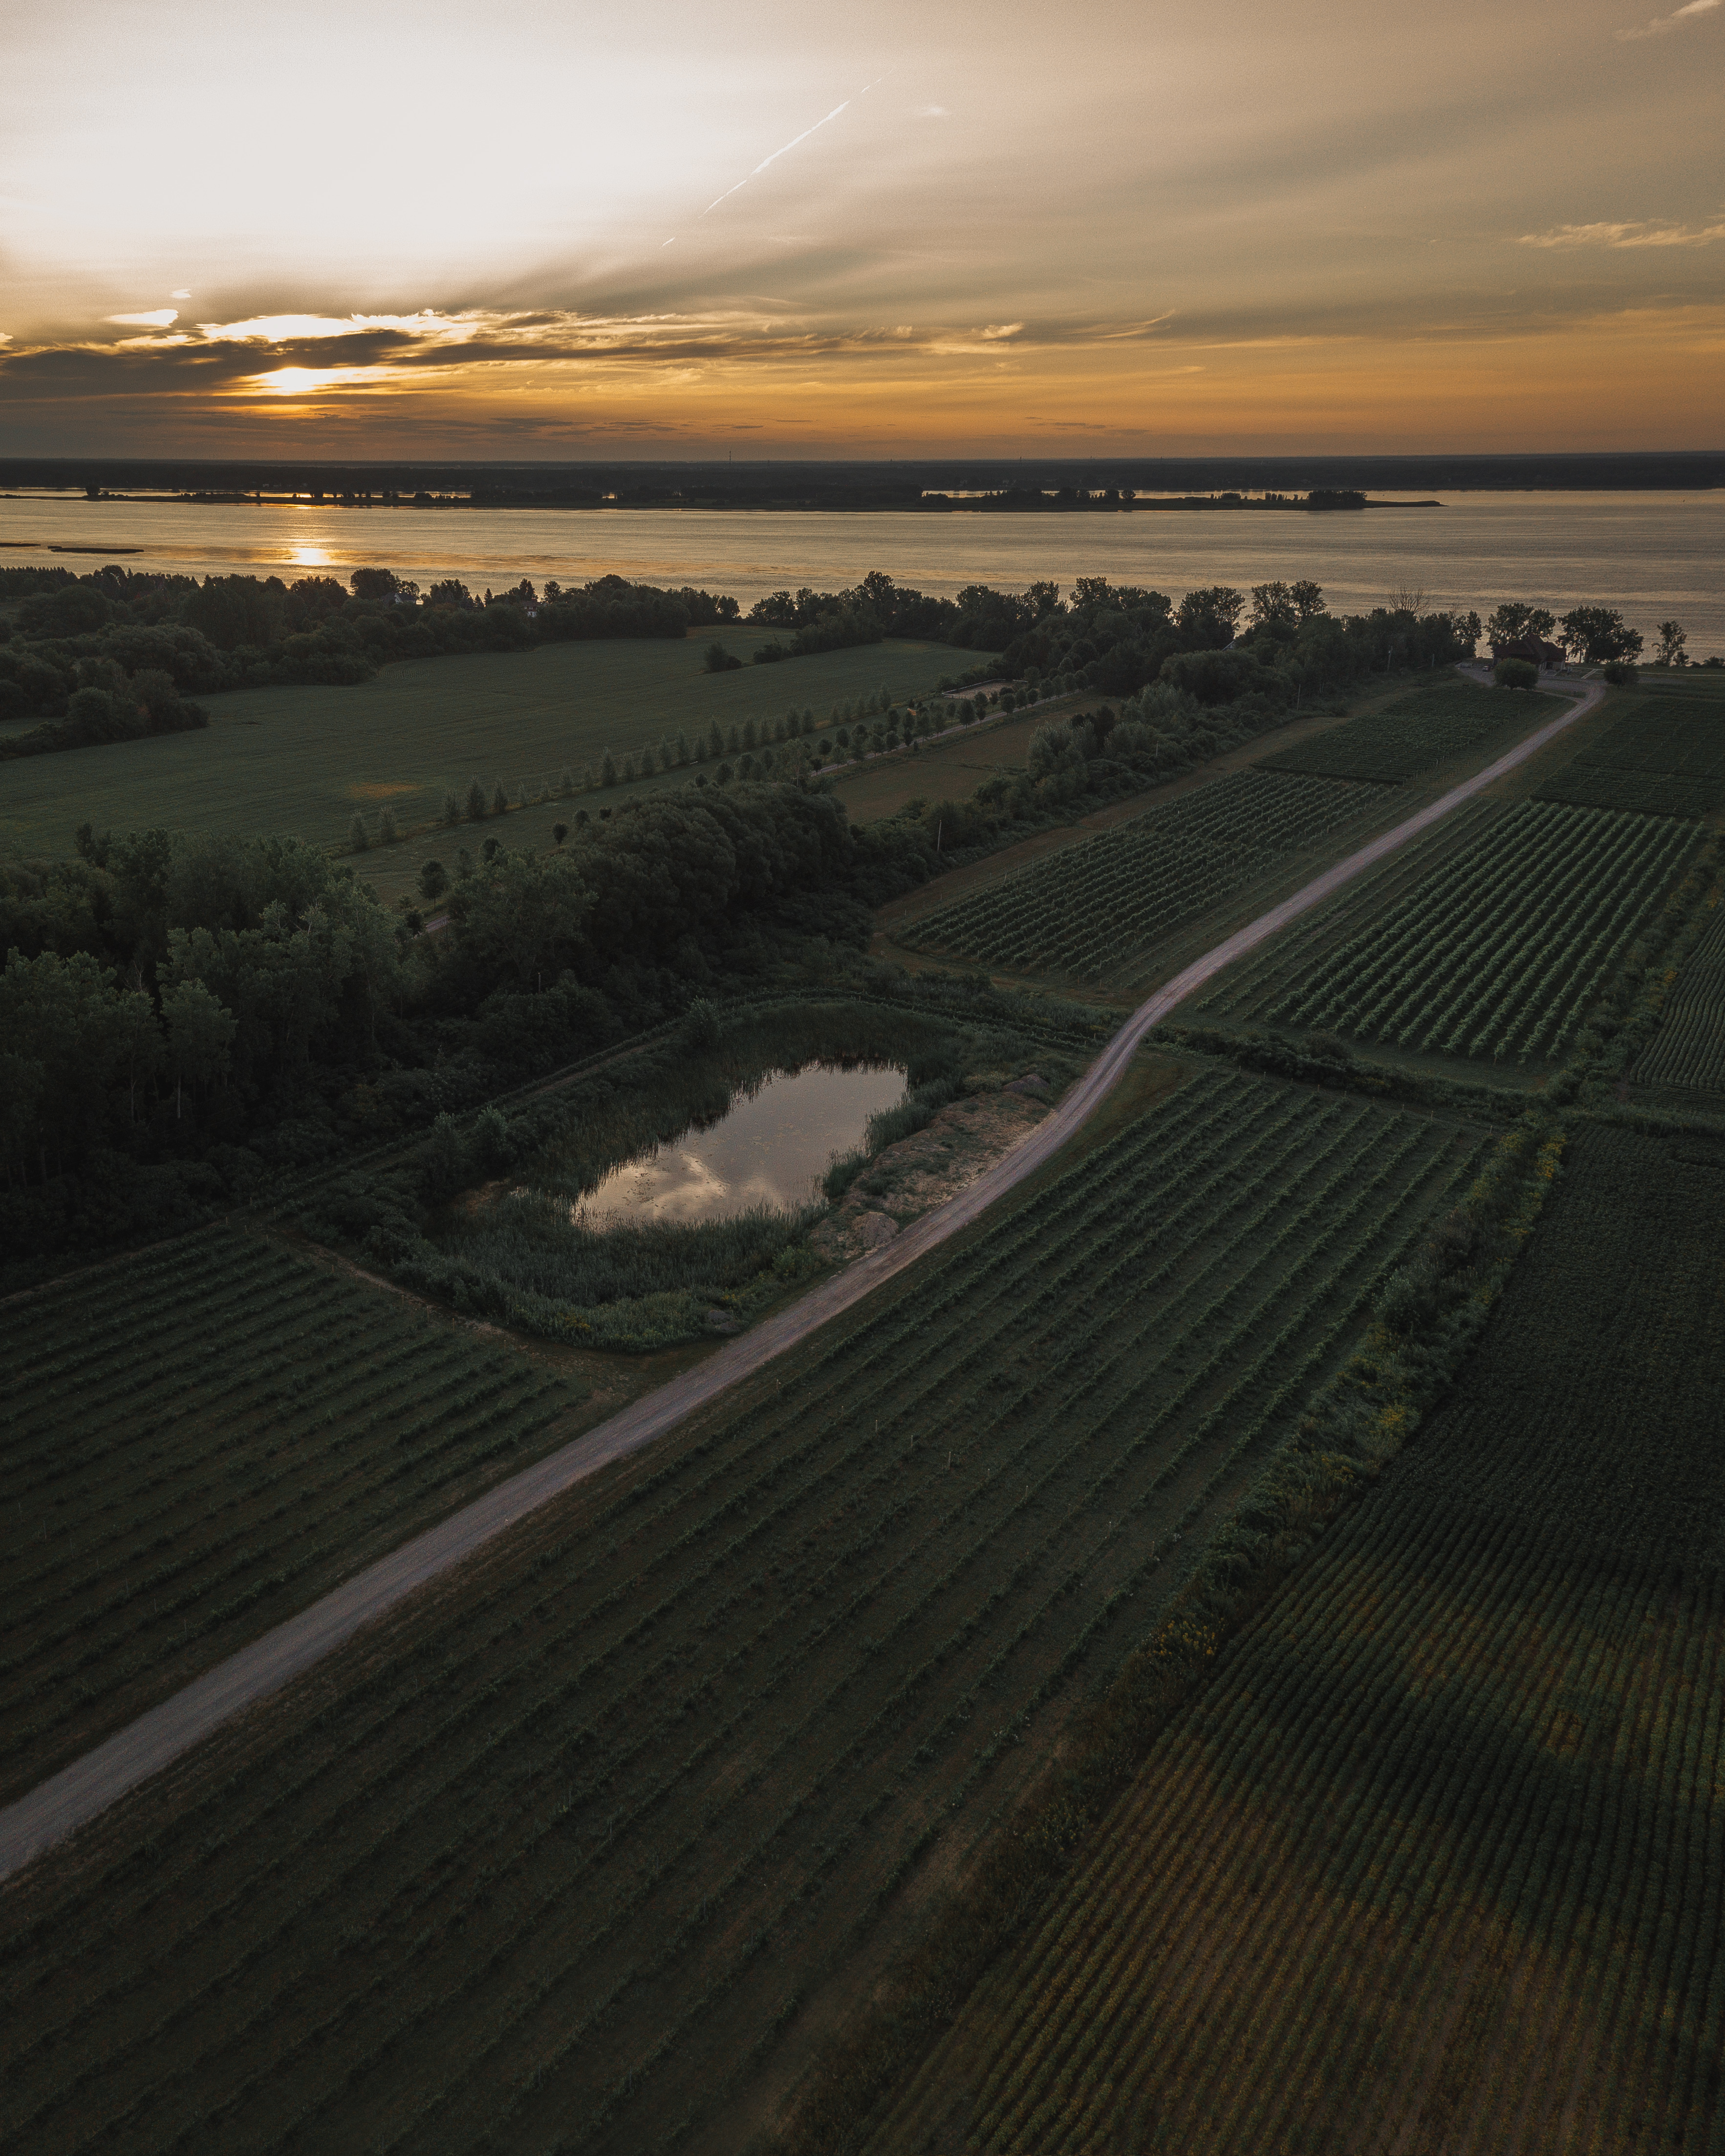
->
1636, 891, 1725, 1090
0, 1065, 1487, 2156
862, 1124, 1725, 2156
1256, 682, 1538, 784
0, 1229, 584, 1804
895, 770, 1392, 983
1246, 799, 1699, 1065
0, 635, 970, 862
1533, 693, 1725, 817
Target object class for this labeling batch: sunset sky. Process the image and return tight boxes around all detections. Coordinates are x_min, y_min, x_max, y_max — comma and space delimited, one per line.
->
2, 0, 1721, 457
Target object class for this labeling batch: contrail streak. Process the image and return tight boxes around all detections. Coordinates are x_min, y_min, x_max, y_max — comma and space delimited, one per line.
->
701, 99, 852, 215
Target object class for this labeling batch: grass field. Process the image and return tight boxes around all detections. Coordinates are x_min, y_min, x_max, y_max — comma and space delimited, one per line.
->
895, 771, 1391, 984
1243, 799, 1700, 1065
1255, 682, 1537, 784
1532, 693, 1725, 818
1635, 890, 1725, 1091
0, 1064, 1488, 2156
862, 1123, 1725, 2156
0, 1229, 585, 1806
0, 634, 970, 862
826, 704, 1065, 826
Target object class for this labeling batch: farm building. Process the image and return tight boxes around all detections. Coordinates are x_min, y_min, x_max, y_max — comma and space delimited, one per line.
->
1490, 632, 1567, 670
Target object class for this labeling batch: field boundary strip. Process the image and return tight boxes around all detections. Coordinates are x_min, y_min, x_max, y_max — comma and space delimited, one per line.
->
0, 673, 1602, 1883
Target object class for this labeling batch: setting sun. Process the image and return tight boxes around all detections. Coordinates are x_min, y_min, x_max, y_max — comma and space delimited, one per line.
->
1, 0, 1720, 453
254, 367, 347, 396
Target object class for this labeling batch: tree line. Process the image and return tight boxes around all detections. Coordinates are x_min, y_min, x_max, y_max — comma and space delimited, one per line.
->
0, 566, 741, 752
0, 783, 891, 1267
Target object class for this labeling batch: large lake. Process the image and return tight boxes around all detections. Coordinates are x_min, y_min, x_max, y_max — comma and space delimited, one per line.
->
2, 490, 1720, 653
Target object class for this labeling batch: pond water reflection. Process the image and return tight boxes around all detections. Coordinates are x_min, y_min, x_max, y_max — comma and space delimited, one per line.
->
572, 1062, 906, 1228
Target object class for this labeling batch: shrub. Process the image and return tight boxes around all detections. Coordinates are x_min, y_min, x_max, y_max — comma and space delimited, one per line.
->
684, 998, 723, 1049
1493, 657, 1538, 690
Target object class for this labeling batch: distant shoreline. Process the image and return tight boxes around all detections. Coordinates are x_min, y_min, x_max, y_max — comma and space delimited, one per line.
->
0, 493, 1445, 516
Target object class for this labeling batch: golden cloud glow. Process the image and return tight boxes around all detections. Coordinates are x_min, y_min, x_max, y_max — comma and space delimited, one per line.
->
1517, 216, 1725, 248
0, 0, 1720, 453
254, 367, 360, 395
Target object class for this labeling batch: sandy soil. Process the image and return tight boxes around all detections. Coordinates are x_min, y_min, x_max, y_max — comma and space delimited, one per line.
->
809, 1079, 1051, 1263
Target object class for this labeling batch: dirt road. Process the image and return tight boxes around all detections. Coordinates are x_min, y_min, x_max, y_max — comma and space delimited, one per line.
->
0, 679, 1600, 1883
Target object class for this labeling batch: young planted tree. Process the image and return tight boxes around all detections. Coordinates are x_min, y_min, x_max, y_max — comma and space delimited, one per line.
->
378, 807, 398, 844
349, 814, 369, 851
490, 781, 508, 816
465, 779, 487, 821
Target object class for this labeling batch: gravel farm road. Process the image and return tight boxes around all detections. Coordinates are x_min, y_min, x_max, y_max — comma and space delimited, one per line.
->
0, 677, 1602, 1883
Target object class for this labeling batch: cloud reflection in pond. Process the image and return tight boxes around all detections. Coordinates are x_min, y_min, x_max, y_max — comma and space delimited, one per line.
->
573, 1062, 906, 1230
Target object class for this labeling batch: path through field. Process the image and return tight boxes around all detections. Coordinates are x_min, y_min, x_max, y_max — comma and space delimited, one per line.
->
0, 675, 1602, 1883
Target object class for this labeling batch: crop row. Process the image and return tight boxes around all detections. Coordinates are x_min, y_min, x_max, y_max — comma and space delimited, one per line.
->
0, 1230, 579, 1805
1194, 797, 1503, 1023
1262, 800, 1699, 1063
866, 1494, 1725, 2156
1634, 897, 1725, 1092
864, 1117, 1725, 2156
1534, 698, 1725, 818
0, 1072, 1482, 2156
900, 771, 1385, 979
1256, 683, 1515, 785
1575, 699, 1725, 777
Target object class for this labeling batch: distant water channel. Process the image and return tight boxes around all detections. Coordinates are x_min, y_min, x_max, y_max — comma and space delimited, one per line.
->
2, 491, 1720, 652
571, 1061, 906, 1229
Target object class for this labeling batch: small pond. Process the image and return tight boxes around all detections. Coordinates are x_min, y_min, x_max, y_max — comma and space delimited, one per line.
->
571, 1061, 907, 1229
